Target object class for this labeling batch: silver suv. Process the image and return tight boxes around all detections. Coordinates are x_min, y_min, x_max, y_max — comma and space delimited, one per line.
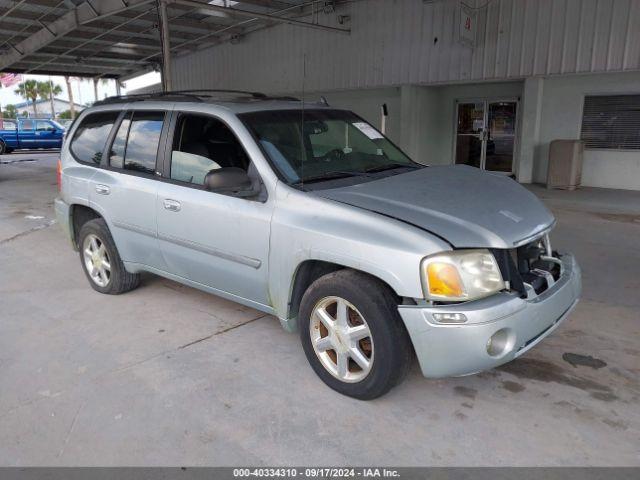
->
55, 91, 581, 399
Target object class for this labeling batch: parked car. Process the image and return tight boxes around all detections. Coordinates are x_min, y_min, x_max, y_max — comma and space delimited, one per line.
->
0, 118, 65, 154
55, 91, 581, 399
57, 119, 74, 129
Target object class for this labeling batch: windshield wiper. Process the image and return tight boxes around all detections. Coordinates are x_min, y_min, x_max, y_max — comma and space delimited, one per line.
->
365, 163, 421, 174
295, 170, 368, 185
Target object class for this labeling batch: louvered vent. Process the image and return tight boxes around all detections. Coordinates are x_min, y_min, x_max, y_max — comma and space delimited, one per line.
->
581, 95, 640, 150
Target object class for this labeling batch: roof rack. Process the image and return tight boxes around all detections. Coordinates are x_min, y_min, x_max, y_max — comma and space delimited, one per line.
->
171, 89, 300, 101
94, 89, 300, 106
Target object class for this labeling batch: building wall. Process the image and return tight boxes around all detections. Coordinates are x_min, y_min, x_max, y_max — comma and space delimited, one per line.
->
14, 99, 82, 117
170, 0, 640, 190
172, 0, 640, 92
535, 71, 640, 190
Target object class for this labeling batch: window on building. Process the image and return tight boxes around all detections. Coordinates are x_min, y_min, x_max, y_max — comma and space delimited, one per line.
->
581, 95, 640, 150
70, 112, 120, 165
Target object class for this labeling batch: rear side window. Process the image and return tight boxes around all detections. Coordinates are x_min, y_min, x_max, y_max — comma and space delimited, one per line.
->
109, 113, 131, 169
109, 111, 164, 175
1, 120, 16, 130
21, 120, 34, 130
70, 112, 120, 165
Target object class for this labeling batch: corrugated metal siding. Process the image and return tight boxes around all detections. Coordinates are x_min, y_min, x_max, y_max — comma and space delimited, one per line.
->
172, 0, 640, 92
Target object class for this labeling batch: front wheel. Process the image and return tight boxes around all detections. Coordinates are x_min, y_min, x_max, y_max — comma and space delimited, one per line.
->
299, 270, 413, 400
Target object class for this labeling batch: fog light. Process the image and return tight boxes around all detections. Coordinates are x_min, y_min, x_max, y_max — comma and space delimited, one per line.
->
486, 329, 514, 357
432, 312, 467, 324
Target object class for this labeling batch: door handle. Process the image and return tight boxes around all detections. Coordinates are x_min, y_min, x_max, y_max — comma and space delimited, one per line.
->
163, 199, 181, 212
95, 184, 110, 195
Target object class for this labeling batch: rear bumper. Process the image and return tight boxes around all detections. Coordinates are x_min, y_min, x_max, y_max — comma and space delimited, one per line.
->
398, 253, 581, 378
54, 197, 75, 249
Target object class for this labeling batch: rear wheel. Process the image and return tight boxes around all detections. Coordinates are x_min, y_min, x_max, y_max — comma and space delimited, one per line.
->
299, 270, 412, 400
78, 218, 140, 294
0, 141, 6, 155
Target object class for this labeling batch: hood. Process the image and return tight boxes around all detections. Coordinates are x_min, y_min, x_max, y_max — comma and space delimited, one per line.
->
313, 165, 555, 249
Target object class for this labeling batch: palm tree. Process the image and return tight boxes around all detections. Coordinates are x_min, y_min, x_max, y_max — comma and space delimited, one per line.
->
92, 77, 110, 102
15, 79, 39, 116
37, 80, 63, 118
64, 76, 76, 119
4, 104, 17, 118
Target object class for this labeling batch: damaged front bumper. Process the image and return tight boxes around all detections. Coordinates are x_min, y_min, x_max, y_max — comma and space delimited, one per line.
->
398, 253, 581, 378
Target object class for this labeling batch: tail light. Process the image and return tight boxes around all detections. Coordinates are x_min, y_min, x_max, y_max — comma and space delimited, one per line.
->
57, 158, 62, 192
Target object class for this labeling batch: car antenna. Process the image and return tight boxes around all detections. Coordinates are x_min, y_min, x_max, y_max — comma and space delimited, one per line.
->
300, 53, 307, 188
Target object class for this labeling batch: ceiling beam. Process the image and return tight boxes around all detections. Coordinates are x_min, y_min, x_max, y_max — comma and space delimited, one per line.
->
0, 0, 155, 71
169, 0, 350, 35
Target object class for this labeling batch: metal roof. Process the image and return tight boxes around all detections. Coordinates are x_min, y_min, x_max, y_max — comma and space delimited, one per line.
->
0, 0, 349, 80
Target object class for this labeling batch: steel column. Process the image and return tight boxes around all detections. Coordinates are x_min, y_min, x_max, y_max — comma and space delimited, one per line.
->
158, 0, 172, 92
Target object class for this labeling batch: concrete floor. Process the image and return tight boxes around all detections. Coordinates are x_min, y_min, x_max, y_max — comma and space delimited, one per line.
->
1, 152, 639, 466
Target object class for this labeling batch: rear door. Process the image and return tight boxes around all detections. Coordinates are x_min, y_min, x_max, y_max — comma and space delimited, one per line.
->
18, 119, 36, 148
92, 109, 169, 270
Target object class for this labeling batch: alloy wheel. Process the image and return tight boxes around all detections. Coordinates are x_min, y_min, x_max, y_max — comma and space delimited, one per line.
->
82, 233, 111, 287
309, 296, 374, 383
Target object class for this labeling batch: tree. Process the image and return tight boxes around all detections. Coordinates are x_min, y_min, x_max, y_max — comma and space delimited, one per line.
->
14, 80, 39, 116
92, 77, 110, 102
4, 104, 17, 118
64, 76, 76, 119
58, 110, 72, 120
37, 80, 63, 118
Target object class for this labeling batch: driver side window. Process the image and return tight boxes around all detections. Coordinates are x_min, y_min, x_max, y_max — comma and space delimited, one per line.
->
170, 113, 249, 186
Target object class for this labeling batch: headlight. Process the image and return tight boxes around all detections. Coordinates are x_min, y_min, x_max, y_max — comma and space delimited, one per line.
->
420, 249, 505, 301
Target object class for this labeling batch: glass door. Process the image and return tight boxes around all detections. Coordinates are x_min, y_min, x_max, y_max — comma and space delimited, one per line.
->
455, 102, 485, 169
455, 100, 518, 173
485, 101, 517, 172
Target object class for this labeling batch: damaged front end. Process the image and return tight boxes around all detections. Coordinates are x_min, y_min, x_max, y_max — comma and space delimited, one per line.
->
492, 234, 566, 300
397, 232, 582, 378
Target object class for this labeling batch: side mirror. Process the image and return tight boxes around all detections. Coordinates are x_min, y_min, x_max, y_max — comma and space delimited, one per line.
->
204, 167, 257, 197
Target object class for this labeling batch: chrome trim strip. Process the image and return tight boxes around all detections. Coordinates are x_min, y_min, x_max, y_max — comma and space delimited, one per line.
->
112, 220, 157, 238
158, 233, 262, 269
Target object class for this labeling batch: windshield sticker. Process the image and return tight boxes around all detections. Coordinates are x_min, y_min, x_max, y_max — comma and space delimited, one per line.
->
353, 122, 384, 139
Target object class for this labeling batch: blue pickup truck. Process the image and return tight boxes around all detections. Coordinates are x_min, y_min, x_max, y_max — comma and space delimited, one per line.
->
0, 118, 65, 154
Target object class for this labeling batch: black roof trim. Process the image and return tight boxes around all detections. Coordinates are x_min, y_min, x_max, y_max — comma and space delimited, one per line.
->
94, 89, 300, 106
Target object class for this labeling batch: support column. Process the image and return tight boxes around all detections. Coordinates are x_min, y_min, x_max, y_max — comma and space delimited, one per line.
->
517, 77, 544, 184
158, 0, 172, 92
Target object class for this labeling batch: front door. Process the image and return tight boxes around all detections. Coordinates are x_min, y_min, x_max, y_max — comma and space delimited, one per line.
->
455, 100, 518, 173
35, 120, 59, 148
156, 111, 273, 308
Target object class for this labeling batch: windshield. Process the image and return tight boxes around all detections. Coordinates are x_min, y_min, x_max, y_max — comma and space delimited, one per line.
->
240, 109, 419, 186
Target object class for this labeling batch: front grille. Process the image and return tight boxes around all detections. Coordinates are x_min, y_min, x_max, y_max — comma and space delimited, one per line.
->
492, 236, 560, 298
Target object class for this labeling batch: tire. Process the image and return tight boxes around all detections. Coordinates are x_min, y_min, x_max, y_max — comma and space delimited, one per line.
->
299, 269, 413, 400
78, 218, 140, 295
0, 141, 6, 155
